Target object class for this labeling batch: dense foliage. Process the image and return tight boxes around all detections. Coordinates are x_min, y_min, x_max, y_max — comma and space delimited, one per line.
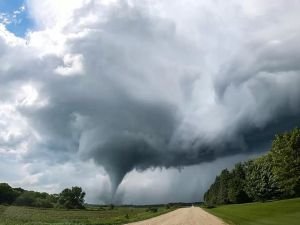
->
204, 128, 300, 205
0, 183, 85, 209
58, 186, 86, 209
0, 183, 56, 208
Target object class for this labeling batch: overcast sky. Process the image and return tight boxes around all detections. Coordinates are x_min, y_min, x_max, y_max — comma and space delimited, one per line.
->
1, 0, 300, 204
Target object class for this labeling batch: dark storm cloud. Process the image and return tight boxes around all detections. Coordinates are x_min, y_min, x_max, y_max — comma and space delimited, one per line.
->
2, 0, 300, 201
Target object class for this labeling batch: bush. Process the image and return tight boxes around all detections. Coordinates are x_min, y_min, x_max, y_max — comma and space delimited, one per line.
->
14, 192, 36, 206
146, 207, 158, 213
34, 198, 53, 208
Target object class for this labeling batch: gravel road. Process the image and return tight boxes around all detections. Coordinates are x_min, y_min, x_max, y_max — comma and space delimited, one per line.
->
125, 206, 227, 225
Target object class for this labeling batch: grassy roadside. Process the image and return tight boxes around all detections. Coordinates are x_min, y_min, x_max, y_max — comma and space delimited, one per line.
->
0, 205, 174, 225
204, 198, 300, 225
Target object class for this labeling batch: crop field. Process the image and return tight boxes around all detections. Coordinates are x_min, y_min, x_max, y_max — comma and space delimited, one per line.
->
205, 198, 300, 225
0, 205, 173, 225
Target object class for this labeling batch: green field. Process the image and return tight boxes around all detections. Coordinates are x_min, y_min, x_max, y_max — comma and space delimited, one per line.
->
0, 205, 173, 225
206, 198, 300, 225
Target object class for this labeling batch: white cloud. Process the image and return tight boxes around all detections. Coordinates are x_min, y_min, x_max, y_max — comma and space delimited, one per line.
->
26, 0, 92, 29
0, 103, 32, 154
0, 24, 26, 46
55, 54, 84, 76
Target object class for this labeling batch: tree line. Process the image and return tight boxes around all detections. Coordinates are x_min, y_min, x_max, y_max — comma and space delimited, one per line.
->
0, 183, 86, 209
204, 127, 300, 206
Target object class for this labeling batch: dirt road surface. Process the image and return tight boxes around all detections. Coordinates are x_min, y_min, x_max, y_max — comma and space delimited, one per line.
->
125, 206, 227, 225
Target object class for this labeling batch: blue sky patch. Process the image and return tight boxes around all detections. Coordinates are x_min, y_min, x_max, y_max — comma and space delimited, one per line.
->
0, 0, 34, 37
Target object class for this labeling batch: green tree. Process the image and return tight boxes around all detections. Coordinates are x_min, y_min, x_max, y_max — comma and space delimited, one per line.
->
245, 156, 281, 201
0, 183, 18, 204
270, 128, 300, 197
217, 169, 231, 204
58, 186, 86, 209
204, 128, 300, 205
228, 163, 250, 203
204, 176, 221, 205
